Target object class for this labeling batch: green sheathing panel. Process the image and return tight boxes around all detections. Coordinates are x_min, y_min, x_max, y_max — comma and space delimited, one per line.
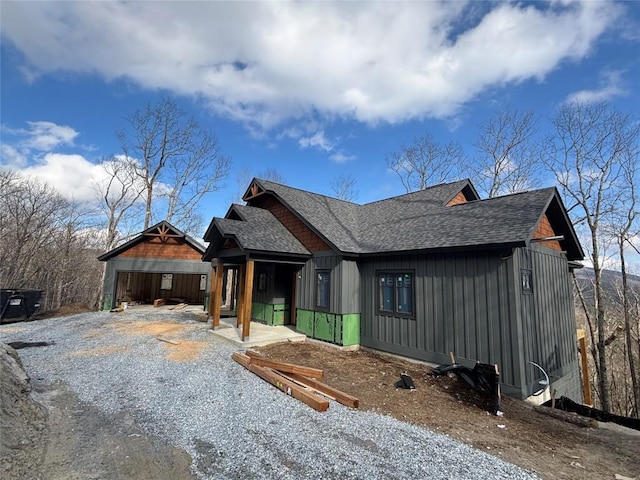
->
271, 304, 289, 326
264, 304, 274, 325
251, 302, 291, 325
102, 294, 114, 311
339, 314, 360, 346
251, 302, 266, 322
314, 312, 335, 342
296, 309, 314, 336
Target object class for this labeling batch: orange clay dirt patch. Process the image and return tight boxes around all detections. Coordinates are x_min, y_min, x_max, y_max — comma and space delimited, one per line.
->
107, 320, 209, 362
163, 341, 209, 362
109, 320, 188, 337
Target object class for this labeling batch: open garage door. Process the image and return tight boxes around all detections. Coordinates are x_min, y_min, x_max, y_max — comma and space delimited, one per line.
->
116, 272, 206, 305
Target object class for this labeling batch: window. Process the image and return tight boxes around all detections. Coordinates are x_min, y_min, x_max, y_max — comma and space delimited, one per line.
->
257, 272, 267, 292
316, 271, 330, 309
521, 269, 533, 294
378, 272, 414, 316
161, 273, 173, 290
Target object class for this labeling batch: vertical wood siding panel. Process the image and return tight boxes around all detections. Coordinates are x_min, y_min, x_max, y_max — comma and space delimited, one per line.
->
464, 256, 477, 360
415, 258, 426, 351
497, 258, 513, 385
453, 256, 465, 358
478, 257, 487, 362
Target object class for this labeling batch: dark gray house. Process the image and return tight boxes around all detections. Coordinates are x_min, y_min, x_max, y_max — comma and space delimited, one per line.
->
99, 221, 209, 310
203, 178, 584, 400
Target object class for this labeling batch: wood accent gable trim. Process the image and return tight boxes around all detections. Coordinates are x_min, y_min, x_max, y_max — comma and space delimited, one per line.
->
243, 181, 265, 201
532, 213, 562, 251
446, 191, 468, 207
250, 195, 332, 253
118, 238, 203, 259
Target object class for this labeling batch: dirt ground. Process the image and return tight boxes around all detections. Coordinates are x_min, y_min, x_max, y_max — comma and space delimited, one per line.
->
26, 382, 195, 480
3, 308, 638, 480
255, 341, 640, 480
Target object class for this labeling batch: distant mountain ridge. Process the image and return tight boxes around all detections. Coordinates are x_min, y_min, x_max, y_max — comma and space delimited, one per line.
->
573, 267, 640, 300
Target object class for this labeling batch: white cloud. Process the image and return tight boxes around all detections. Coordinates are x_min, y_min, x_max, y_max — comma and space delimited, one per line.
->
0, 1, 624, 129
1, 144, 27, 167
21, 153, 103, 202
1, 121, 79, 165
23, 121, 79, 150
299, 131, 334, 151
565, 69, 627, 105
329, 152, 356, 164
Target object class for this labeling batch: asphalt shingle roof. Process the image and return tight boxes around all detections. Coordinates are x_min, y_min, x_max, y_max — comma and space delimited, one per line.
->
206, 178, 582, 260
214, 205, 310, 256
360, 187, 555, 253
257, 179, 362, 252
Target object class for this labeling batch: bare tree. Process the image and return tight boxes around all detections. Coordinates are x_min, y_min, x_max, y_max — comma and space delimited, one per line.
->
469, 108, 539, 198
94, 156, 145, 309
0, 169, 103, 310
387, 134, 463, 192
118, 98, 231, 231
605, 148, 640, 416
330, 174, 358, 202
230, 167, 286, 204
0, 169, 68, 289
95, 156, 145, 252
543, 102, 639, 413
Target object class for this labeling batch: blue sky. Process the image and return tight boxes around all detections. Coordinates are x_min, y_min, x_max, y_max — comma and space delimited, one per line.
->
1, 1, 639, 236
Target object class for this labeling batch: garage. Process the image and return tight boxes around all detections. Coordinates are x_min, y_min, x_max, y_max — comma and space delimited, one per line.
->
99, 221, 209, 310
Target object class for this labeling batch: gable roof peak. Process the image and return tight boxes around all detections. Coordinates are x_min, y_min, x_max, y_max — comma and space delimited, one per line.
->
255, 177, 360, 205
363, 178, 476, 207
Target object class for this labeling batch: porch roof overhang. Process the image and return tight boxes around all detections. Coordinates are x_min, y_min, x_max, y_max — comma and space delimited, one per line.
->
214, 247, 310, 266
202, 211, 312, 265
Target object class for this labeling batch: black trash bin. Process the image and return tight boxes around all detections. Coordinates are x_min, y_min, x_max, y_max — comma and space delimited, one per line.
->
0, 289, 44, 324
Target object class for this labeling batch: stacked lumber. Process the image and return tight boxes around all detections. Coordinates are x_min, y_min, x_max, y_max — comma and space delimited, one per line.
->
232, 350, 359, 412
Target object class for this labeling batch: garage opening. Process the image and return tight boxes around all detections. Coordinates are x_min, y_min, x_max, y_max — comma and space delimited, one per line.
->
116, 272, 206, 305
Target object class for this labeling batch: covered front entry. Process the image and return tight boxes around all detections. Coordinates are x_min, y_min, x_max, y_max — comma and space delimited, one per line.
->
201, 202, 313, 342
208, 259, 302, 341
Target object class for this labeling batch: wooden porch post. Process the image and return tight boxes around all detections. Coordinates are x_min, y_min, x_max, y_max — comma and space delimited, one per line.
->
290, 270, 298, 325
242, 260, 255, 341
211, 262, 224, 329
577, 329, 592, 406
208, 265, 216, 319
236, 264, 245, 328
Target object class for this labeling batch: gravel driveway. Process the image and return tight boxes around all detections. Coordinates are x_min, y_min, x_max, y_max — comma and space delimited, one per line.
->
1, 310, 537, 479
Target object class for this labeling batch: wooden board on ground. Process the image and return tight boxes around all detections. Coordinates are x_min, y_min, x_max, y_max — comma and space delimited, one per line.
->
168, 303, 188, 310
232, 352, 329, 412
283, 372, 359, 408
156, 336, 180, 345
232, 350, 358, 412
245, 350, 324, 378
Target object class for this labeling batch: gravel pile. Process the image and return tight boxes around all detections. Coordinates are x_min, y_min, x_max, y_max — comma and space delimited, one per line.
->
0, 311, 538, 479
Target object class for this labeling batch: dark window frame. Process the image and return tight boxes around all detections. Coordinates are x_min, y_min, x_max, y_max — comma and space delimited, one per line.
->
316, 270, 330, 310
376, 270, 415, 319
257, 272, 267, 292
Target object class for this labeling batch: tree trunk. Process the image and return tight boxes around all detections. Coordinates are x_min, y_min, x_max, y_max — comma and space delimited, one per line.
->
592, 240, 610, 413
144, 184, 153, 229
620, 239, 640, 417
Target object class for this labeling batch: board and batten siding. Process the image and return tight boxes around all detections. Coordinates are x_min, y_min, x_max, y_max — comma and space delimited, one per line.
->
359, 252, 523, 393
296, 254, 360, 314
515, 245, 581, 400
